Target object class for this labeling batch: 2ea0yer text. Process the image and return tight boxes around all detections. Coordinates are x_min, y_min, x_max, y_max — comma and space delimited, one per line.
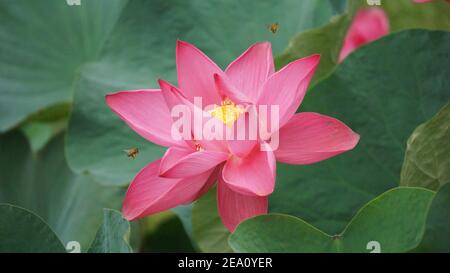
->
178, 257, 272, 270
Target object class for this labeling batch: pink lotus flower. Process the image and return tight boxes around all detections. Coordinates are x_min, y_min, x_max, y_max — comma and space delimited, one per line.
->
339, 8, 389, 62
106, 41, 359, 232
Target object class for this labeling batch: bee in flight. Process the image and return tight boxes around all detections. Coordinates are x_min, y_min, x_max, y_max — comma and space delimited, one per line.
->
268, 22, 279, 34
124, 148, 139, 159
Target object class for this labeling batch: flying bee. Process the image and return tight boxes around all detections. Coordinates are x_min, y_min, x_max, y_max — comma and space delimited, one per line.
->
268, 22, 279, 34
124, 147, 139, 159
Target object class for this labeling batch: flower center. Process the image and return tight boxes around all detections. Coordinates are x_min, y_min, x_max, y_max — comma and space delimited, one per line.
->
208, 98, 244, 127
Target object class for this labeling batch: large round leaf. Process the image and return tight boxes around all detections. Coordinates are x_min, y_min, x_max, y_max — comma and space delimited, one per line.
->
417, 183, 450, 252
230, 188, 435, 253
0, 130, 125, 251
0, 204, 66, 253
400, 103, 450, 190
269, 30, 450, 234
0, 0, 127, 132
88, 209, 132, 253
138, 211, 197, 253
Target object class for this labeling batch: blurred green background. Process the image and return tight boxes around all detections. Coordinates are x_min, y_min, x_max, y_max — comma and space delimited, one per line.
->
0, 0, 449, 253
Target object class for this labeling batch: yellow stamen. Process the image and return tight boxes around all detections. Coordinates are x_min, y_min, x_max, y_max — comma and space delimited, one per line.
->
208, 99, 244, 127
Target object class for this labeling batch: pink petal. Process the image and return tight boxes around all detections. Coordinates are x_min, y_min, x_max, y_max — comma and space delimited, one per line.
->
225, 42, 274, 103
213, 73, 252, 104
257, 54, 320, 130
339, 8, 389, 62
105, 89, 183, 147
227, 137, 258, 159
217, 177, 268, 232
190, 104, 229, 152
158, 79, 188, 111
226, 105, 258, 158
222, 144, 276, 196
158, 79, 198, 149
189, 97, 235, 153
159, 146, 228, 178
275, 112, 360, 164
176, 40, 224, 106
195, 119, 230, 153
194, 165, 221, 199
158, 79, 227, 152
122, 159, 212, 220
